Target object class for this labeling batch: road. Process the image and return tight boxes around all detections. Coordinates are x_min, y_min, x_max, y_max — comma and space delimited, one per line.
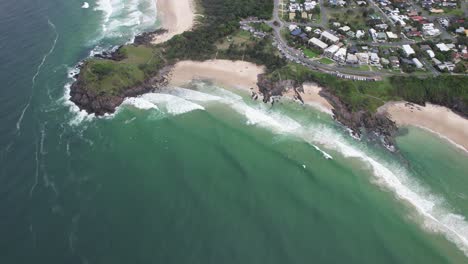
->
267, 0, 435, 79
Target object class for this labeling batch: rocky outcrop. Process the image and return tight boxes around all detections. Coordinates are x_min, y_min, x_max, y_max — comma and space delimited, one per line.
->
70, 66, 172, 116
257, 74, 299, 103
319, 87, 398, 148
133, 29, 168, 46
257, 74, 398, 149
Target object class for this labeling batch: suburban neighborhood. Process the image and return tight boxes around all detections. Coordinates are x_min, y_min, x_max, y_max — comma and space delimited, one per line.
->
241, 0, 467, 79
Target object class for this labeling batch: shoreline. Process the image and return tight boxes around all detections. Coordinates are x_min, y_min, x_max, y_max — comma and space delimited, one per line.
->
380, 102, 468, 152
168, 60, 334, 114
152, 0, 195, 44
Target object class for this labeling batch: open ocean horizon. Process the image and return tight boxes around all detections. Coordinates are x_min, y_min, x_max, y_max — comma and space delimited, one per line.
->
1, 0, 468, 263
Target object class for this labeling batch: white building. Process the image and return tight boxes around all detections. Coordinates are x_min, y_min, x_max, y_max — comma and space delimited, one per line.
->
386, 32, 398, 39
308, 37, 328, 49
304, 0, 317, 11
369, 52, 380, 65
402, 44, 415, 56
356, 53, 369, 64
321, 31, 340, 44
346, 53, 358, 64
436, 43, 450, 52
412, 58, 423, 69
333, 48, 347, 63
426, 50, 435, 58
324, 45, 340, 58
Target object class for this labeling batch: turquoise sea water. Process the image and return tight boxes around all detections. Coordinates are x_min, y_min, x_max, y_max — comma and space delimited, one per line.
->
1, 0, 468, 263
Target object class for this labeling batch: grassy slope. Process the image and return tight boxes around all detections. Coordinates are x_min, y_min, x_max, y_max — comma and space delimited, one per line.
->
80, 45, 164, 95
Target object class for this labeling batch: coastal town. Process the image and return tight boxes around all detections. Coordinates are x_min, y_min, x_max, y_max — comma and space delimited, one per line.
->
240, 0, 467, 80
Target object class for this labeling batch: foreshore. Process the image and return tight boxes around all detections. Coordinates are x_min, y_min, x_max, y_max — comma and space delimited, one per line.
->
152, 0, 195, 44
380, 102, 468, 152
168, 60, 334, 114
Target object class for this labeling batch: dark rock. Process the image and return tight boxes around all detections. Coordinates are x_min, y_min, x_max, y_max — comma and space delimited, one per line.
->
133, 29, 168, 46
70, 65, 173, 116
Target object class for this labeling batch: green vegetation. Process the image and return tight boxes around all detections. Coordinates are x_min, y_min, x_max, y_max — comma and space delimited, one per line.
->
250, 22, 273, 33
268, 63, 468, 114
80, 46, 165, 95
79, 0, 277, 96
319, 58, 334, 64
303, 48, 318, 58
78, 0, 468, 118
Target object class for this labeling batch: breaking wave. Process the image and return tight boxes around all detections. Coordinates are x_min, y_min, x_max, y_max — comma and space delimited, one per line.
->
94, 0, 157, 42
120, 85, 468, 256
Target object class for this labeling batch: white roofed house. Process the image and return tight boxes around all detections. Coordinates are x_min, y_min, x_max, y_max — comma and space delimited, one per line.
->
320, 31, 340, 44
426, 49, 435, 58
356, 53, 369, 65
412, 58, 424, 69
308, 37, 328, 50
346, 53, 358, 64
436, 43, 450, 52
386, 32, 398, 39
324, 45, 340, 58
333, 48, 347, 63
369, 52, 380, 66
402, 44, 415, 57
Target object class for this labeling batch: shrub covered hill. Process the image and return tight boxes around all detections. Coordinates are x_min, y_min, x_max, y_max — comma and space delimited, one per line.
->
71, 0, 467, 138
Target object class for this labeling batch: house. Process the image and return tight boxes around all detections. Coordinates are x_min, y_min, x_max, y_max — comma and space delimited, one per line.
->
356, 53, 369, 64
412, 58, 423, 68
320, 31, 340, 44
436, 43, 450, 52
314, 28, 322, 35
339, 26, 351, 32
437, 62, 455, 72
402, 44, 415, 56
346, 31, 356, 38
432, 57, 442, 65
389, 56, 400, 68
291, 28, 302, 36
324, 44, 340, 58
380, 57, 390, 66
356, 30, 366, 39
426, 49, 435, 58
289, 12, 296, 20
304, 0, 317, 11
288, 24, 298, 31
369, 52, 380, 65
309, 37, 328, 49
346, 53, 358, 64
406, 30, 422, 37
333, 48, 347, 63
386, 32, 398, 39
455, 27, 466, 35
376, 32, 387, 42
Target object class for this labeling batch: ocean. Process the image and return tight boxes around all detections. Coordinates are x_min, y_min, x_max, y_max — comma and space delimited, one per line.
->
1, 0, 467, 263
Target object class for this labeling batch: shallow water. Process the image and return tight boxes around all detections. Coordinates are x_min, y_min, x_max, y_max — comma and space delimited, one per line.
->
1, 0, 467, 263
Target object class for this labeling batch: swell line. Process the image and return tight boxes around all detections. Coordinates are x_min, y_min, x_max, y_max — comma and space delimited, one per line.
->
16, 18, 59, 133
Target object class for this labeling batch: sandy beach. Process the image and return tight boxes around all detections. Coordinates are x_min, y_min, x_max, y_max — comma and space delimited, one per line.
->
381, 102, 468, 152
169, 60, 334, 114
168, 60, 265, 90
284, 82, 334, 114
152, 0, 195, 44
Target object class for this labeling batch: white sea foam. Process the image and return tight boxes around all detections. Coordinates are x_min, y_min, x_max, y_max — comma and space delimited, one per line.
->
122, 97, 159, 110
82, 2, 90, 9
168, 86, 468, 255
17, 19, 58, 133
94, 0, 157, 41
299, 124, 468, 256
140, 93, 205, 115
